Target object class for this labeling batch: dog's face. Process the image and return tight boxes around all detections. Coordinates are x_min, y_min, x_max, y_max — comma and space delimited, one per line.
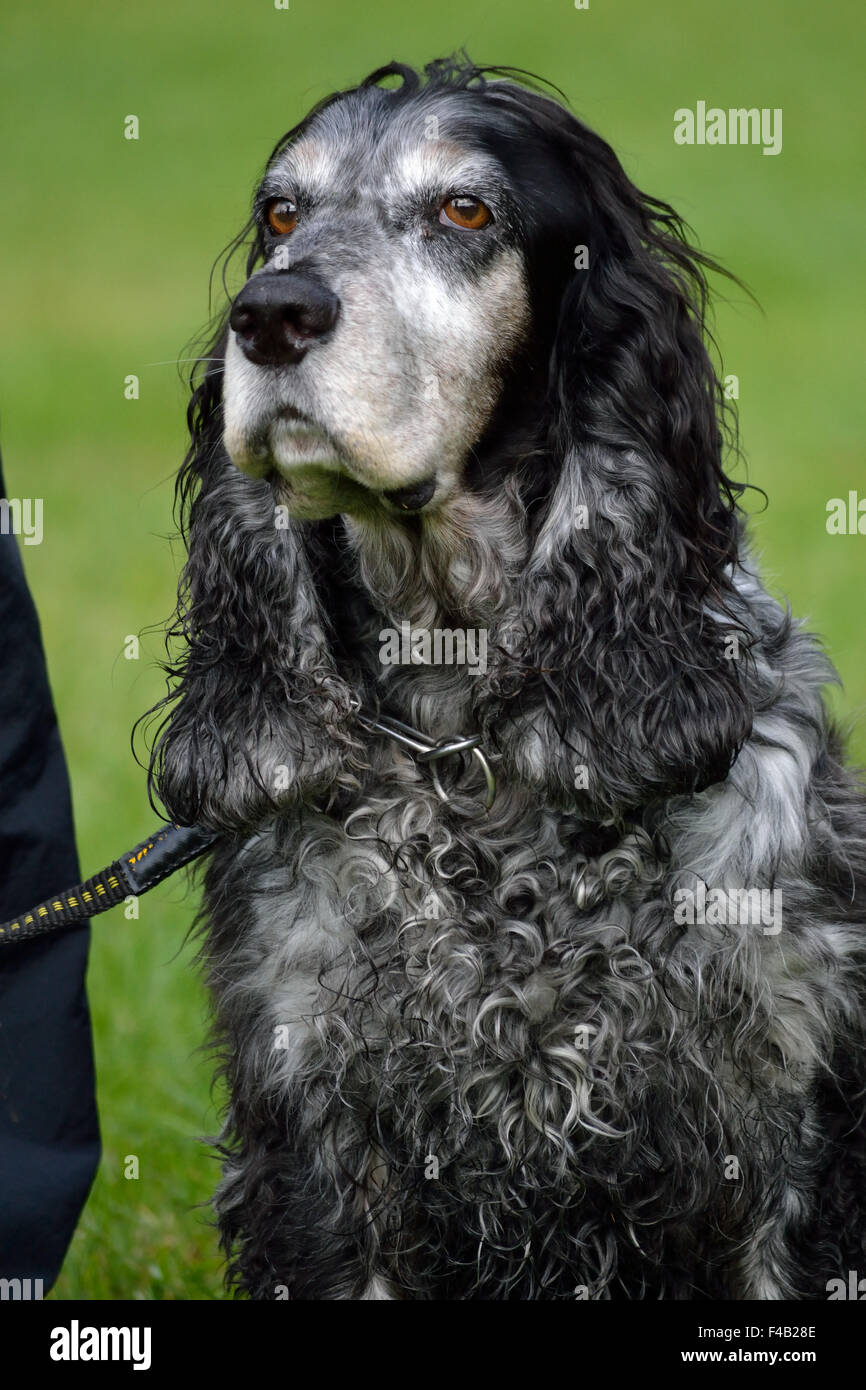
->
222, 84, 577, 521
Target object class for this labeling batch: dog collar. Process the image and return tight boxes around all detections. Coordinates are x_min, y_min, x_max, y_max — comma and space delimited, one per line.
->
356, 706, 496, 810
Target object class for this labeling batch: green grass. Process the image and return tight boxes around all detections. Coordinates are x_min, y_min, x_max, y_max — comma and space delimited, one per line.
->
1, 0, 863, 1299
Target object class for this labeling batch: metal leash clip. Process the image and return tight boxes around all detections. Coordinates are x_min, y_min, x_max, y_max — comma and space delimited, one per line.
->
356, 710, 496, 810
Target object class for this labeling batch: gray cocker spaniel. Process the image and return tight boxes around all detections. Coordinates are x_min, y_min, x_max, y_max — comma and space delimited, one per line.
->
146, 58, 866, 1299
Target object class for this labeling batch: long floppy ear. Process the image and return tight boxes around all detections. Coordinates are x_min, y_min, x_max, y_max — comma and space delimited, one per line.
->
485, 113, 755, 818
147, 325, 358, 832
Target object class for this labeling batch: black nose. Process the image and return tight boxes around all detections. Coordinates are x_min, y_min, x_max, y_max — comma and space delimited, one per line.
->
230, 273, 340, 366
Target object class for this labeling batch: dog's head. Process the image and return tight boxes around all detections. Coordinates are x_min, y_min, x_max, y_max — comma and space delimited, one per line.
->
220, 61, 591, 521
150, 58, 754, 831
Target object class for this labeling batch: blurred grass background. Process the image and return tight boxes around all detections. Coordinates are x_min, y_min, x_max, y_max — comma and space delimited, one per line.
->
0, 0, 863, 1298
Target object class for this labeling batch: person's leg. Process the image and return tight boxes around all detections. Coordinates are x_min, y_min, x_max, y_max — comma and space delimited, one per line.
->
0, 453, 100, 1292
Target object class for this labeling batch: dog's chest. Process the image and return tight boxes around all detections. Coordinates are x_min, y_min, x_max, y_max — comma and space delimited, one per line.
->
212, 763, 836, 1163
212, 793, 664, 1134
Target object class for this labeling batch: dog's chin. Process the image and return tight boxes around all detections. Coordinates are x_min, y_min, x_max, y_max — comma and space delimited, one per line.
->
225, 422, 372, 520
271, 464, 379, 522
227, 421, 444, 522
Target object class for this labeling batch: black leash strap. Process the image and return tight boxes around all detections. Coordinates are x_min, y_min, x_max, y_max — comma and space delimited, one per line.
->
0, 823, 217, 945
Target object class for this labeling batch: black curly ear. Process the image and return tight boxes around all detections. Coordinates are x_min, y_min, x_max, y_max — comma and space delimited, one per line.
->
484, 121, 754, 817
146, 326, 358, 832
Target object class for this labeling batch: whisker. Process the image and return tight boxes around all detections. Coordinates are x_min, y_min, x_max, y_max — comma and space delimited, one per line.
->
141, 357, 226, 368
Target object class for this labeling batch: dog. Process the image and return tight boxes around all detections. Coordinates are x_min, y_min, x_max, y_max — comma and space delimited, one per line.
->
148, 57, 866, 1299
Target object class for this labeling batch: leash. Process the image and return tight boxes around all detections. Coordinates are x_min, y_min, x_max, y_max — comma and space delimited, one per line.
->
0, 706, 495, 946
0, 823, 218, 945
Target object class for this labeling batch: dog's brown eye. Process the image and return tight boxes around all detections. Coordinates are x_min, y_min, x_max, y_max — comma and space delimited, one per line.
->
267, 199, 298, 235
440, 196, 492, 231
